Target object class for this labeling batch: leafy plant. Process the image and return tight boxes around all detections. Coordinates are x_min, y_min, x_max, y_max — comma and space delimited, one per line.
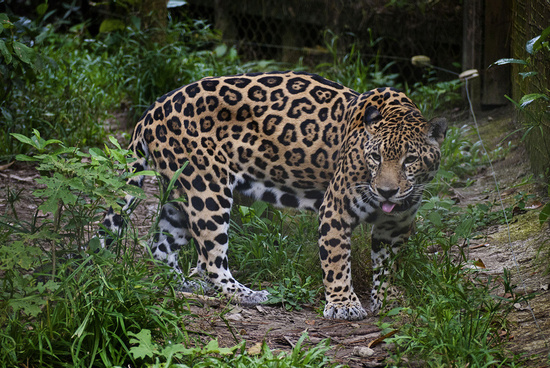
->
316, 30, 402, 92
492, 26, 550, 189
127, 330, 339, 367
0, 133, 197, 367
384, 202, 523, 367
408, 77, 463, 118
492, 26, 550, 120
265, 275, 319, 311
229, 203, 316, 285
11, 130, 147, 248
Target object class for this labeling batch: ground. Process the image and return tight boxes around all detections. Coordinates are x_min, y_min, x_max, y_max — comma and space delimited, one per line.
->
0, 106, 549, 367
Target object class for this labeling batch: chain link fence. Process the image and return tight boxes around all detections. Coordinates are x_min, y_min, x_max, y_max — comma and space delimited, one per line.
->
511, 0, 550, 177
186, 0, 463, 85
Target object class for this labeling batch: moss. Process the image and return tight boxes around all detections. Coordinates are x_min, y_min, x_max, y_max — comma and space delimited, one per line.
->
491, 210, 544, 244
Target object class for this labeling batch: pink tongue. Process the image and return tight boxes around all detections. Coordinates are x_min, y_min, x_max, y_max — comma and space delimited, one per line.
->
382, 202, 396, 213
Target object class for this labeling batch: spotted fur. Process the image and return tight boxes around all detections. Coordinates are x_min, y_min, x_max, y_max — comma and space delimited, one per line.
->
99, 71, 446, 320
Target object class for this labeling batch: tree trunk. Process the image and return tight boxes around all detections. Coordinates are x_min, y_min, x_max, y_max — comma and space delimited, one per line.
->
141, 0, 168, 44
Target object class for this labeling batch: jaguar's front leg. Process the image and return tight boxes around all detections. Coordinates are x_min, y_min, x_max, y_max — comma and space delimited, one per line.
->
319, 195, 367, 321
370, 218, 413, 314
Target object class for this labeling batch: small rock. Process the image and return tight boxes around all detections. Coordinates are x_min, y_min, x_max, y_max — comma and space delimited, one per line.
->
225, 313, 243, 321
353, 346, 374, 357
513, 303, 525, 311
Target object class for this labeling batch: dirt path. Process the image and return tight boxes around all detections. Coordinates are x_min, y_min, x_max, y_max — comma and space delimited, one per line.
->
1, 107, 549, 366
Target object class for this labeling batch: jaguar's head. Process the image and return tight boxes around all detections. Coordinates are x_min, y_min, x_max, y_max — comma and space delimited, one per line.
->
362, 104, 447, 214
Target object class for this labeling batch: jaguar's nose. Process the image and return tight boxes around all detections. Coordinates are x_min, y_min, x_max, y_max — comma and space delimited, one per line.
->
377, 187, 398, 200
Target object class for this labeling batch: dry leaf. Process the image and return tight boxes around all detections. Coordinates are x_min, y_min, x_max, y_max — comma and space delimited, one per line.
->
0, 161, 14, 171
247, 342, 263, 355
368, 329, 398, 348
473, 259, 486, 268
525, 201, 543, 210
305, 319, 316, 325
469, 243, 489, 250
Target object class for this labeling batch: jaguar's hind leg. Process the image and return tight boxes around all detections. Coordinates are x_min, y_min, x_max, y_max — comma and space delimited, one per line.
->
98, 156, 148, 247
152, 202, 209, 293
180, 187, 269, 306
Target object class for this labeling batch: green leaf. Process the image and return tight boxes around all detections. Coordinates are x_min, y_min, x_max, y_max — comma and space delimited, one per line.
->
427, 211, 442, 227
13, 41, 35, 65
167, 0, 186, 7
15, 154, 38, 162
35, 173, 78, 213
10, 133, 35, 146
89, 147, 108, 160
492, 58, 527, 66
533, 26, 550, 53
519, 93, 549, 108
36, 3, 48, 16
108, 135, 122, 150
9, 297, 45, 317
128, 329, 158, 359
540, 203, 550, 226
519, 71, 538, 80
0, 13, 13, 34
202, 339, 238, 355
526, 35, 540, 54
0, 39, 11, 63
160, 343, 196, 358
99, 19, 126, 33
455, 217, 475, 238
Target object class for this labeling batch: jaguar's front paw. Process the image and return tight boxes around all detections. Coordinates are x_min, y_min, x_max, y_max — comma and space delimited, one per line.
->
323, 300, 367, 321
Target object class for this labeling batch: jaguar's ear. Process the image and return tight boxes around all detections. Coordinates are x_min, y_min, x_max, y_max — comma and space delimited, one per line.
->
363, 105, 383, 134
427, 117, 447, 146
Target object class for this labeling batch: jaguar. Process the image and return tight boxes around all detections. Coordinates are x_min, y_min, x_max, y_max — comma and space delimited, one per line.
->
99, 71, 447, 321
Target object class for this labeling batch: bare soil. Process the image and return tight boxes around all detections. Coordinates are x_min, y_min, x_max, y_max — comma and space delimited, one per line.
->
1, 107, 549, 367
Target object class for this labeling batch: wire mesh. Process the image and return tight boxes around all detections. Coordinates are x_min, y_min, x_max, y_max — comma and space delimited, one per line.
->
185, 0, 463, 85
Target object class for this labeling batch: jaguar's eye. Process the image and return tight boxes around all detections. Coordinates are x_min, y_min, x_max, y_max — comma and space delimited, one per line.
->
404, 155, 418, 165
371, 152, 381, 162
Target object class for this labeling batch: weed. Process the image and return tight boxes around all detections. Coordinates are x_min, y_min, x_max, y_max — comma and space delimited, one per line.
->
380, 184, 535, 366
408, 74, 463, 118
127, 330, 340, 367
11, 130, 147, 248
229, 202, 319, 287
265, 275, 320, 311
316, 30, 402, 92
0, 133, 198, 367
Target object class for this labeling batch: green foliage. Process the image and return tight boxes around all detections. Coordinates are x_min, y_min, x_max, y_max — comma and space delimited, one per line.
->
127, 331, 339, 367
493, 26, 550, 183
0, 136, 193, 367
384, 198, 528, 367
11, 131, 147, 247
0, 245, 193, 367
494, 27, 550, 224
229, 203, 320, 288
0, 13, 38, 73
428, 124, 512, 198
266, 275, 319, 311
408, 76, 463, 119
316, 30, 402, 92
